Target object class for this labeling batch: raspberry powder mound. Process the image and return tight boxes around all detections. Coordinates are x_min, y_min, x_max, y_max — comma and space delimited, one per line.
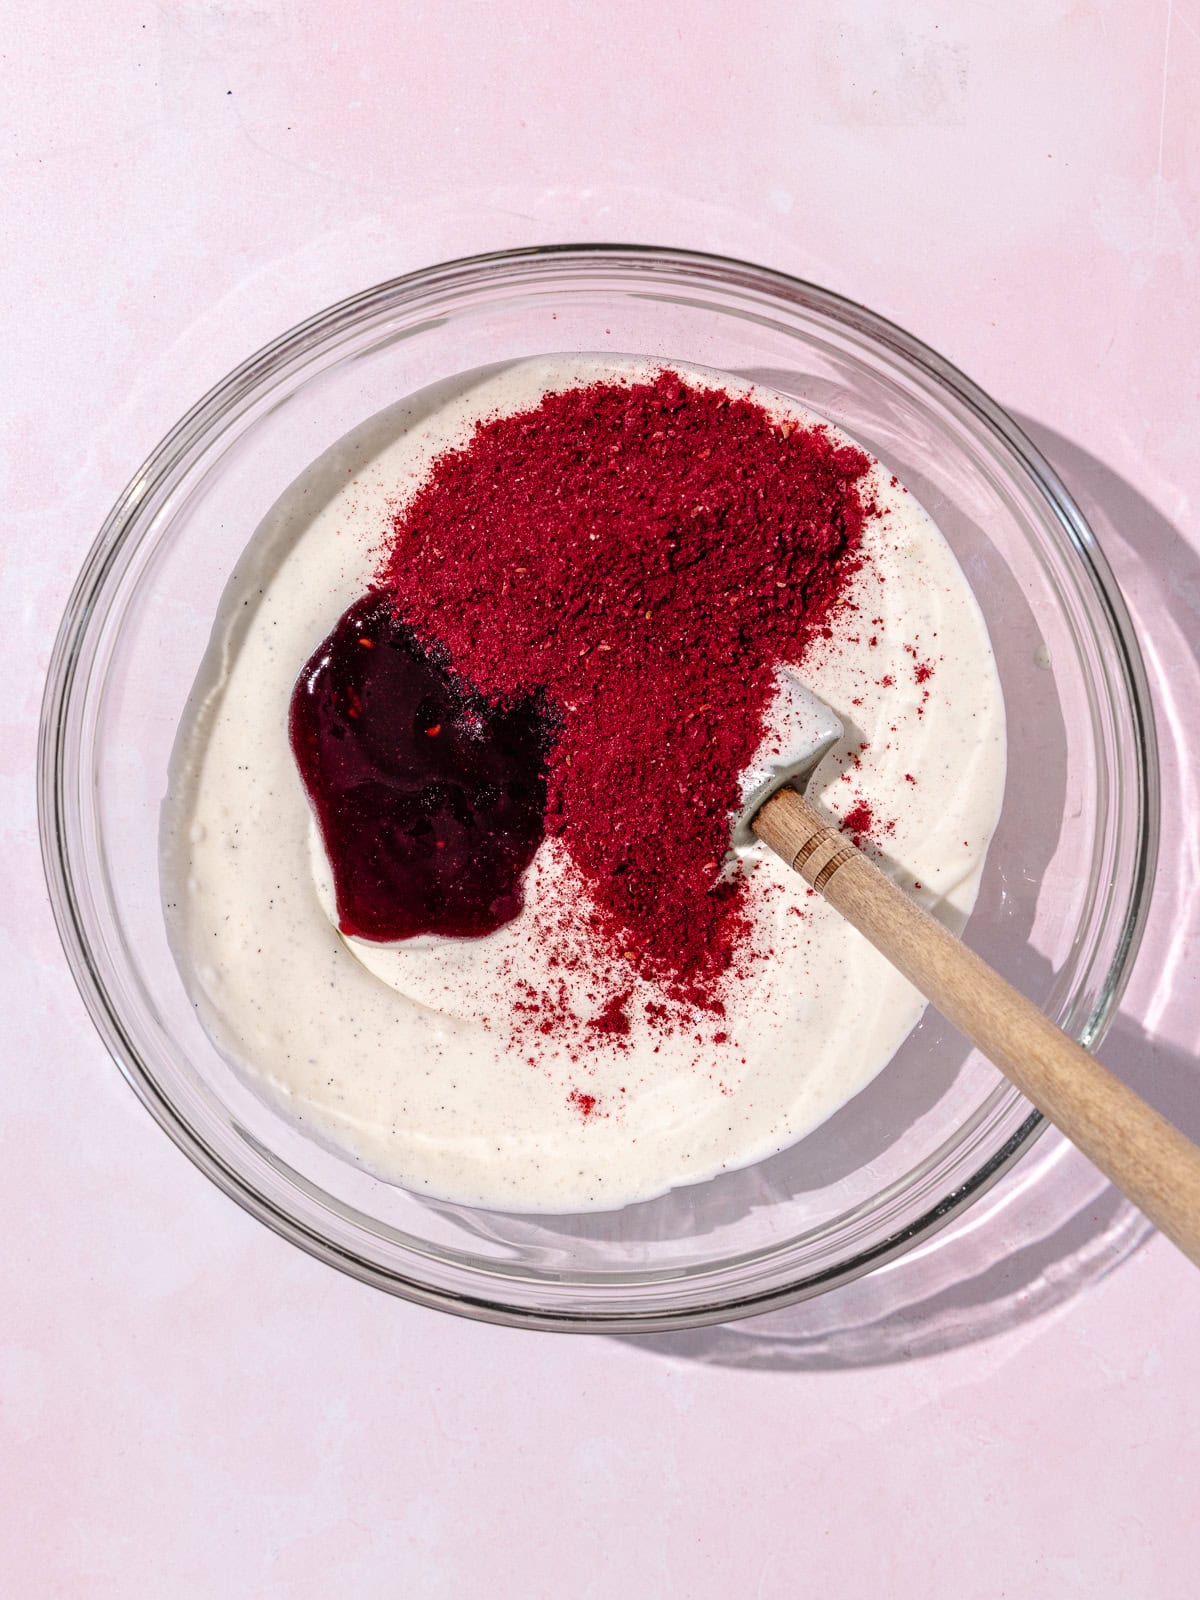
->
372, 371, 877, 1017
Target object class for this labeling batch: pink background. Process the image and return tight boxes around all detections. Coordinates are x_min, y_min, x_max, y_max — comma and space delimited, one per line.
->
5, 3, 1199, 1594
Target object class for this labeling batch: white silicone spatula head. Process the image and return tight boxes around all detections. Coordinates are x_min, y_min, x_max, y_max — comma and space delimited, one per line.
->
730, 668, 843, 850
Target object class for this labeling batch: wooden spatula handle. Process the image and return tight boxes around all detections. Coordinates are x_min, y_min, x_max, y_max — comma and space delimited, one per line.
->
754, 786, 1200, 1267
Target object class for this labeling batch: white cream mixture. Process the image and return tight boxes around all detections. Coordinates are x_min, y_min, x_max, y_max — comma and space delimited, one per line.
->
162, 357, 1006, 1212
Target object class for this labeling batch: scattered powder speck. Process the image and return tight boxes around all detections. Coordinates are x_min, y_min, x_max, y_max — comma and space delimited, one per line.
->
568, 1088, 599, 1120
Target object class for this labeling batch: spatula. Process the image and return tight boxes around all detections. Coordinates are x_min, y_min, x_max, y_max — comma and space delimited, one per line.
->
737, 680, 1200, 1268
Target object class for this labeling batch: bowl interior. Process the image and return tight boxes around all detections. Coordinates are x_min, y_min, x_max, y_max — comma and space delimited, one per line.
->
41, 249, 1155, 1329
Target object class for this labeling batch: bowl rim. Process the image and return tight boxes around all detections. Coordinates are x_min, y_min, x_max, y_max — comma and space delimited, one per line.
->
38, 242, 1159, 1331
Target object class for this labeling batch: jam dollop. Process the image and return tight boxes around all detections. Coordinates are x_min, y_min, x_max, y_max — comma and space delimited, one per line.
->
289, 591, 554, 942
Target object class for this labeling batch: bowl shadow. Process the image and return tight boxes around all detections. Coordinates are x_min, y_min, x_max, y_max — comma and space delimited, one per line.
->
610, 414, 1199, 1367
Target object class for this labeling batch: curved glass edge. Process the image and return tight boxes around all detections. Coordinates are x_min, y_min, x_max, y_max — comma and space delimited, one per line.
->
37, 245, 1158, 1331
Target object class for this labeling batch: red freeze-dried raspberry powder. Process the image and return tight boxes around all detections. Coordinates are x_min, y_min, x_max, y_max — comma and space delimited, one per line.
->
374, 370, 876, 1022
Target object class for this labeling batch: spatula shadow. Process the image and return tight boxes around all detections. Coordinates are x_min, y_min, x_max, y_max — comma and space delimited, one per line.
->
616, 1006, 1197, 1372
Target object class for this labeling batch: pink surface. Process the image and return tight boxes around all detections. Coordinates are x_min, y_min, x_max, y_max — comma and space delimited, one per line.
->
5, 4, 1199, 1595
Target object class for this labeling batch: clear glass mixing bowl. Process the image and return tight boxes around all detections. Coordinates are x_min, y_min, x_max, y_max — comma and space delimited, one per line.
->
38, 246, 1157, 1330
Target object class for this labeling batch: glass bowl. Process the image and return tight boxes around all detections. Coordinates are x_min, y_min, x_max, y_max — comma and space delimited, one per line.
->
38, 246, 1157, 1331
